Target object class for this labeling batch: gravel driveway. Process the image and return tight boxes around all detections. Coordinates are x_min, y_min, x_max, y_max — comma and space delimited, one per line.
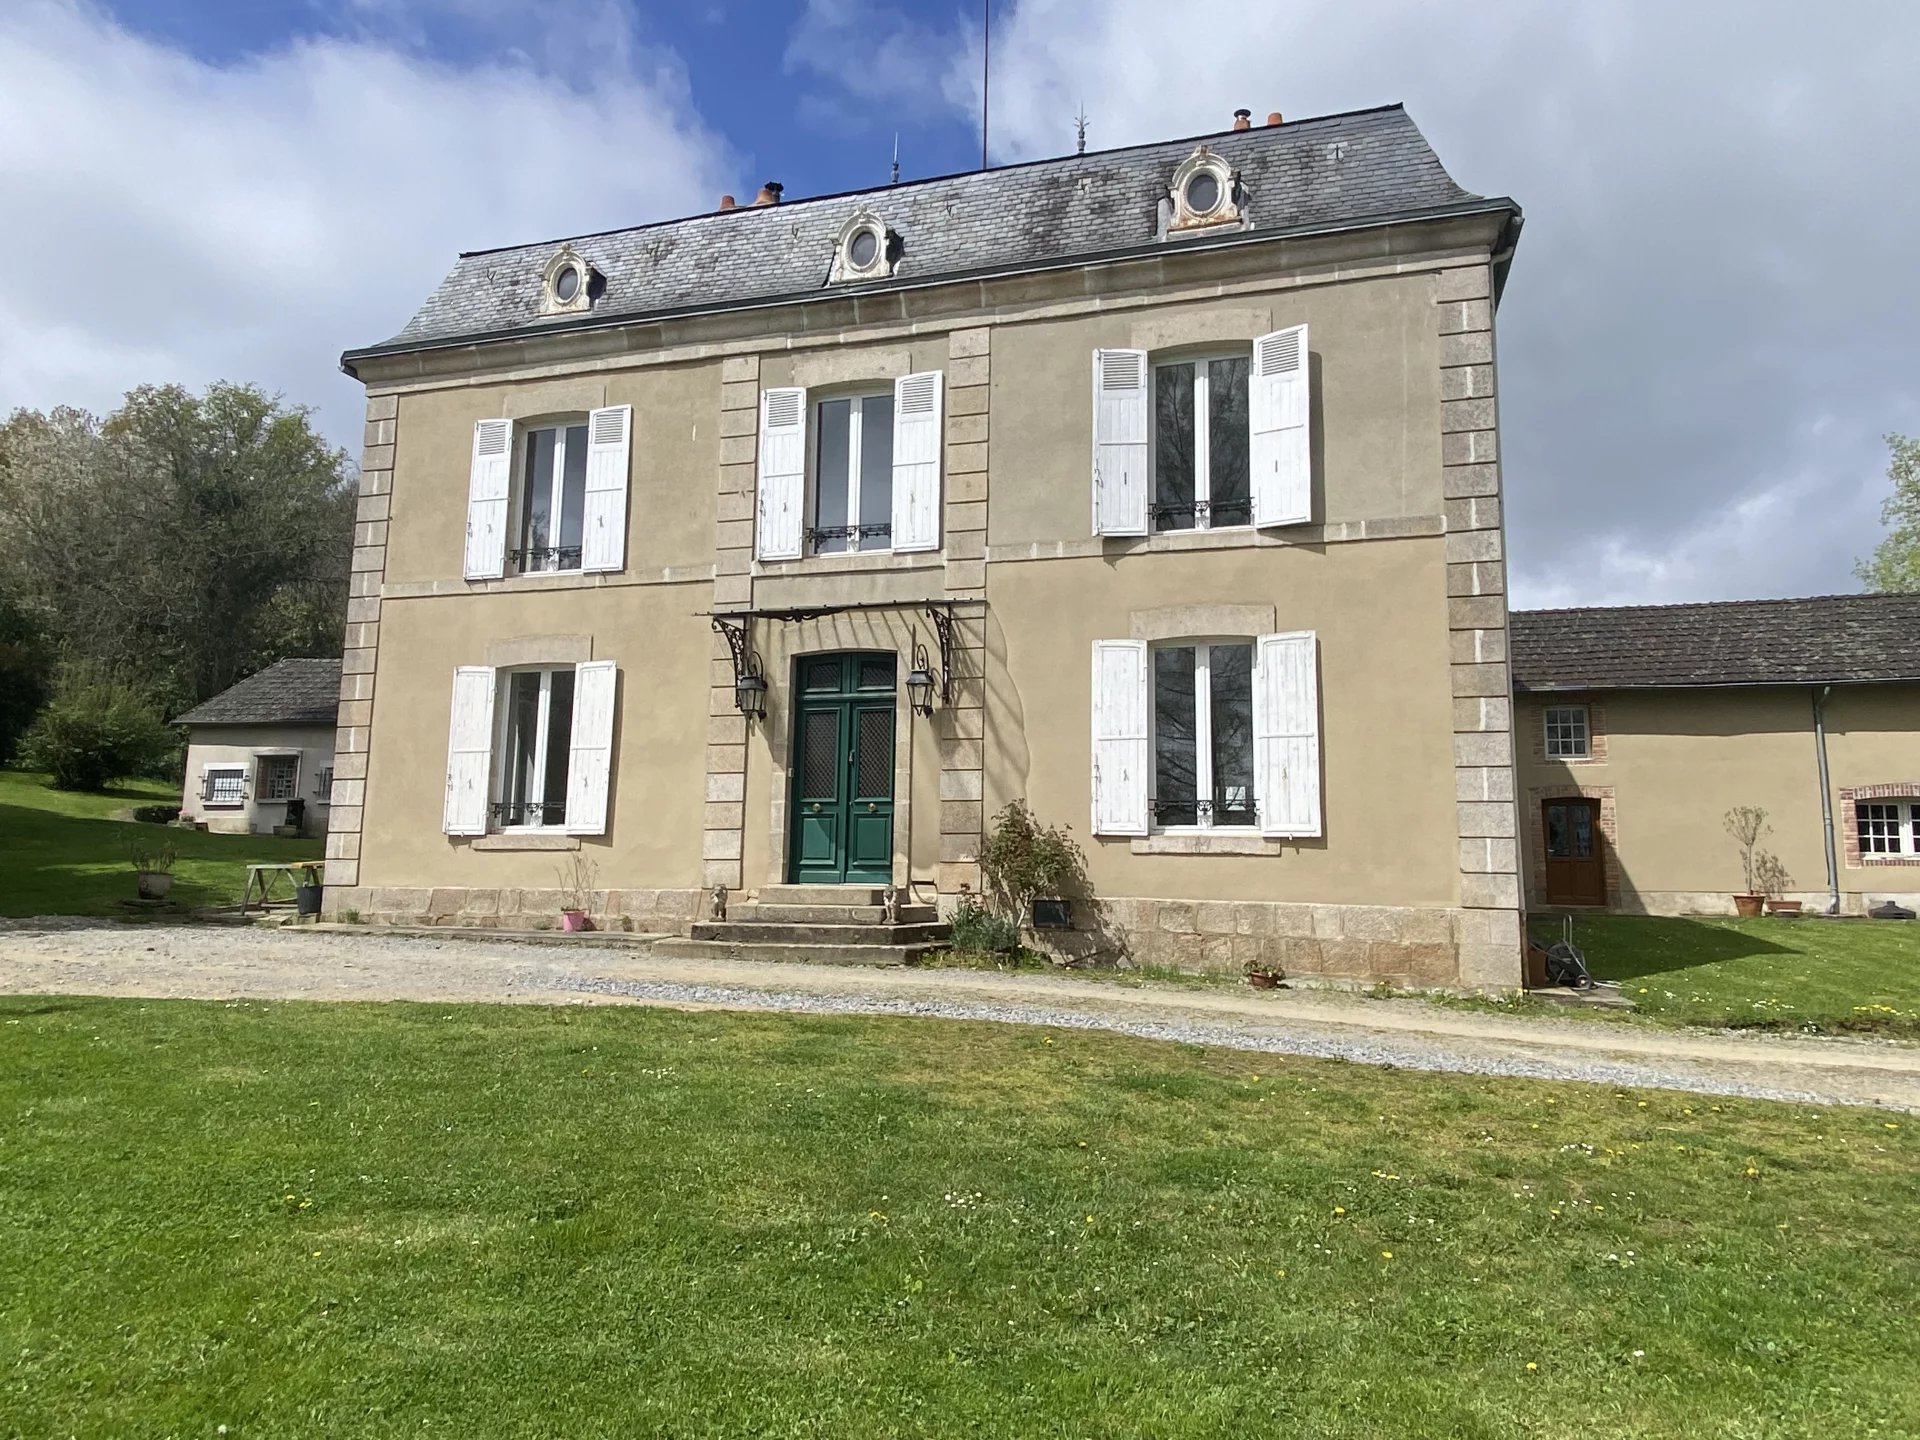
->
4, 918, 1916, 1112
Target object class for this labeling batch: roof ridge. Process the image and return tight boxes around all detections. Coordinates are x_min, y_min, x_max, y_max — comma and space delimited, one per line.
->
1514, 591, 1917, 619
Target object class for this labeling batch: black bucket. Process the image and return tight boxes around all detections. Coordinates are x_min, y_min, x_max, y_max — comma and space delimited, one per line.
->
296, 883, 323, 916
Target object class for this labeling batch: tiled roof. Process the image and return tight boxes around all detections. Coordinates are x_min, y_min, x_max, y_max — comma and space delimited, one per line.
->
347, 104, 1509, 365
173, 659, 342, 727
1511, 594, 1920, 691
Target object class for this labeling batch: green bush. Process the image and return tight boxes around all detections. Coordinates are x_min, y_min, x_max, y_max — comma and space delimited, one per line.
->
979, 800, 1088, 922
130, 803, 181, 825
950, 900, 1021, 954
20, 677, 175, 792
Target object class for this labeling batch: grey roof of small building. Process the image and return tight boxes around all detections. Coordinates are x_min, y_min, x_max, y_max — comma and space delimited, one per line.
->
346, 104, 1514, 369
173, 659, 342, 727
1511, 594, 1920, 691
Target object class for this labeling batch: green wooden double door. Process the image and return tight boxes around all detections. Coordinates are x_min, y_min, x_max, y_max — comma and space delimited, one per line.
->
788, 653, 896, 885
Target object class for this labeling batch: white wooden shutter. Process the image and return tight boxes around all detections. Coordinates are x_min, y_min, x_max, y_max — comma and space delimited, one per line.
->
1250, 325, 1311, 527
755, 387, 807, 560
1254, 631, 1321, 837
464, 419, 513, 579
564, 660, 617, 836
1091, 349, 1149, 536
580, 405, 631, 573
443, 666, 496, 836
1090, 639, 1149, 836
890, 371, 943, 553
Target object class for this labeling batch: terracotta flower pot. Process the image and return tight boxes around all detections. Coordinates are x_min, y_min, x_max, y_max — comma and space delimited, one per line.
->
1246, 970, 1281, 989
1766, 899, 1803, 916
1732, 894, 1764, 918
560, 909, 591, 933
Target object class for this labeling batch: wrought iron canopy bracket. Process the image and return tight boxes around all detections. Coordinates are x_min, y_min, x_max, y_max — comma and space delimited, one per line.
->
923, 603, 955, 707
711, 615, 763, 688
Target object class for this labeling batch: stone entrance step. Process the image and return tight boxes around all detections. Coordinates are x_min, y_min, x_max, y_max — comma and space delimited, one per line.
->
689, 921, 949, 946
755, 884, 895, 906
728, 902, 939, 925
652, 938, 938, 967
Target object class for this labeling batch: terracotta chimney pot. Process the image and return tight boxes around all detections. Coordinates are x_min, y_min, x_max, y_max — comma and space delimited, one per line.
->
719, 195, 737, 210
1267, 112, 1283, 126
1232, 108, 1252, 130
754, 182, 783, 206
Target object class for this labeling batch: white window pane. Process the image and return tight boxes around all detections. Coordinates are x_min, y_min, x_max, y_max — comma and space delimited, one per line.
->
520, 429, 556, 559
1153, 646, 1197, 825
557, 423, 588, 562
1209, 642, 1256, 826
857, 394, 893, 551
503, 672, 542, 819
1153, 363, 1196, 531
815, 398, 853, 553
1207, 356, 1251, 526
543, 668, 575, 825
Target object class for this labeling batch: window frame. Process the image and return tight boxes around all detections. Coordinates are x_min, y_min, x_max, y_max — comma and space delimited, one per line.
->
512, 419, 590, 576
807, 386, 895, 556
255, 753, 300, 803
1543, 704, 1591, 760
201, 763, 247, 809
1147, 638, 1259, 833
1149, 348, 1254, 533
491, 666, 574, 832
1856, 799, 1920, 857
314, 765, 335, 805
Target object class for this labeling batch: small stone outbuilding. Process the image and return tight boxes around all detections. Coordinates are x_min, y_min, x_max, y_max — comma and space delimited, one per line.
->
174, 659, 341, 838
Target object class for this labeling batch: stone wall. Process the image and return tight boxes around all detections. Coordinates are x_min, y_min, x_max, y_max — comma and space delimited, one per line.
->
319, 885, 701, 931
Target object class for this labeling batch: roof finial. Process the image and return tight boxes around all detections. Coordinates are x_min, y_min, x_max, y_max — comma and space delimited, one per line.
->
1074, 103, 1088, 155
891, 132, 900, 186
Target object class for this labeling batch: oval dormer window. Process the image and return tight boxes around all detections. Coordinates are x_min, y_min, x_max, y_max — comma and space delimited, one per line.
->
553, 264, 581, 303
540, 244, 595, 315
833, 210, 891, 283
1184, 171, 1220, 216
848, 228, 879, 270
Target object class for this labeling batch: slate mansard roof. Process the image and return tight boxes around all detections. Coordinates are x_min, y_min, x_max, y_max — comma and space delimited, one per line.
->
1511, 594, 1920, 692
344, 104, 1518, 370
173, 659, 343, 728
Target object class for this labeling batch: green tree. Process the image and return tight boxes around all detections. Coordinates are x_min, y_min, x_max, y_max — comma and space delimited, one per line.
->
0, 590, 51, 766
0, 384, 354, 714
1856, 433, 1920, 592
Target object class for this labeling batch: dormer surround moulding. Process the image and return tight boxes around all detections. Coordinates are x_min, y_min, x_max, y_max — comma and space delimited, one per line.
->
829, 209, 897, 284
539, 244, 600, 317
1166, 145, 1245, 234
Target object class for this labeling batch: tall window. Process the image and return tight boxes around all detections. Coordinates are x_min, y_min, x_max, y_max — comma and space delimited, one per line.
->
515, 422, 588, 572
1544, 705, 1590, 759
495, 669, 574, 827
1153, 354, 1251, 531
1151, 642, 1256, 828
1857, 800, 1920, 856
811, 393, 894, 554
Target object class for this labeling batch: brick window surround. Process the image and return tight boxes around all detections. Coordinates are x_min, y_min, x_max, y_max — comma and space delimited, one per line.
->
1528, 696, 1607, 764
1840, 784, 1920, 868
1526, 783, 1621, 905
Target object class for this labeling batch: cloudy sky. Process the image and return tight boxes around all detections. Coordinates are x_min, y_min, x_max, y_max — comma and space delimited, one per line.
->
3, 0, 1916, 607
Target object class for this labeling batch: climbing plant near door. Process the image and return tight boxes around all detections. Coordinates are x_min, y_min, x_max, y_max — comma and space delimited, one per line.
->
979, 800, 1089, 925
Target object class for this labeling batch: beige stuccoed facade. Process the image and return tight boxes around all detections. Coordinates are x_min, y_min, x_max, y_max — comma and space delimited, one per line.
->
322, 113, 1526, 989
1515, 683, 1920, 916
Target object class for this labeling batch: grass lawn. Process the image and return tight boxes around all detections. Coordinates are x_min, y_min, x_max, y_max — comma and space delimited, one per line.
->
0, 768, 323, 918
2, 999, 1915, 1438
1523, 914, 1920, 1038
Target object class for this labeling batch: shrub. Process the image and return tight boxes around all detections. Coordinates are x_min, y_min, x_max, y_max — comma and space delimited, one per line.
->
950, 900, 1021, 954
979, 800, 1088, 923
124, 829, 176, 875
130, 804, 178, 825
21, 676, 175, 791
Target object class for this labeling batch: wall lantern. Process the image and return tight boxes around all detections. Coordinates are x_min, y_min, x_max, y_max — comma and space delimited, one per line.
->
735, 672, 768, 719
905, 657, 938, 717
711, 616, 767, 722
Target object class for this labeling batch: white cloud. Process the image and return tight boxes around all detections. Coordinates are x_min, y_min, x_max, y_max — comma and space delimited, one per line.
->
0, 0, 737, 453
821, 0, 1920, 604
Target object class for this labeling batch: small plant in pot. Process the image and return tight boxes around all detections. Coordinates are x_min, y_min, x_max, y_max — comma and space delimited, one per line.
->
126, 831, 177, 901
555, 852, 598, 932
1724, 806, 1772, 917
1244, 958, 1285, 990
1755, 851, 1799, 915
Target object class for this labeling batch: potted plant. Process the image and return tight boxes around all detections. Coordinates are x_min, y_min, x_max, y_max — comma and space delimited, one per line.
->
1756, 852, 1799, 914
556, 852, 598, 932
979, 800, 1089, 936
1723, 806, 1770, 917
1244, 959, 1285, 990
127, 833, 177, 901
